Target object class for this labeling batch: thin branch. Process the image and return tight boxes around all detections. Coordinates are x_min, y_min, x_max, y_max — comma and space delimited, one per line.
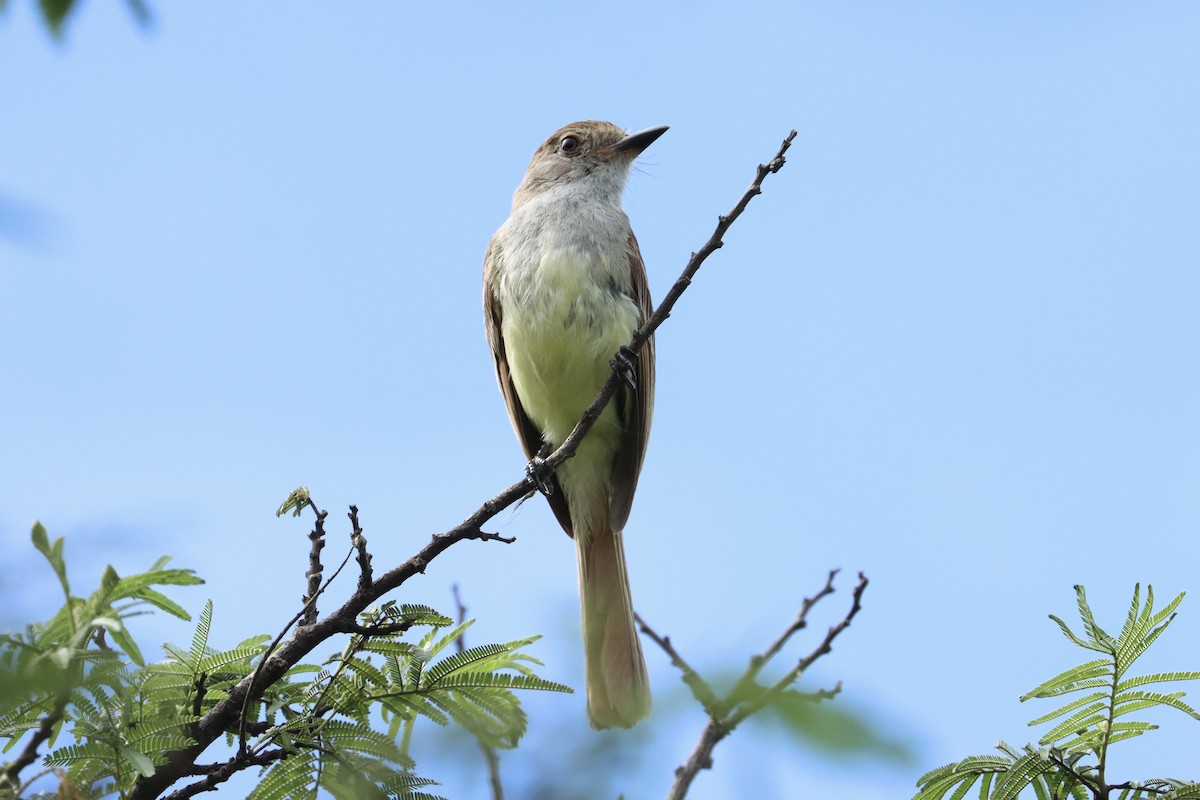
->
482, 745, 506, 800
349, 505, 372, 591
191, 673, 207, 720
668, 718, 727, 800
451, 583, 468, 642
757, 570, 839, 667
128, 129, 795, 800
635, 613, 721, 714
300, 505, 328, 626
662, 570, 868, 800
730, 571, 868, 726
161, 748, 290, 800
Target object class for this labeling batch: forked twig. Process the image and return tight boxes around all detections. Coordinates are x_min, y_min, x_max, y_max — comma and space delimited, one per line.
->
640, 571, 869, 800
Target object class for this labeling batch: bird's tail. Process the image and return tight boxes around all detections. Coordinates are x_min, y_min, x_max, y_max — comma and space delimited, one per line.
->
576, 499, 651, 729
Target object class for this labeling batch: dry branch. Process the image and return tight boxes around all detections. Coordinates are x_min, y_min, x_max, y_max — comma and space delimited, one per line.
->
644, 571, 870, 800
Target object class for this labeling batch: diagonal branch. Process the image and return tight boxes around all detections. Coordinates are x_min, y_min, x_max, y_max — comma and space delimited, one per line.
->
128, 129, 797, 800
635, 613, 721, 715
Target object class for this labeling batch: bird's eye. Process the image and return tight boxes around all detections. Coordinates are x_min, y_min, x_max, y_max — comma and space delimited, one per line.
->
559, 136, 580, 153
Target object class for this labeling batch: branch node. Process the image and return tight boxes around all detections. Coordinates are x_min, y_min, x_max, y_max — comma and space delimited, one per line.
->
472, 529, 517, 544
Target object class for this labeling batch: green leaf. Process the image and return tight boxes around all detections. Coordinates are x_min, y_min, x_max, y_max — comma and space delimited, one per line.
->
124, 586, 193, 622
1021, 659, 1113, 700
100, 564, 121, 597
107, 622, 145, 667
196, 645, 264, 674
276, 486, 311, 518
915, 754, 1012, 800
248, 751, 316, 800
32, 522, 72, 604
1117, 671, 1200, 692
119, 745, 156, 777
991, 750, 1056, 800
1113, 690, 1199, 721
359, 640, 421, 659
419, 671, 571, 694
1073, 585, 1115, 648
757, 690, 911, 763
423, 643, 509, 685
189, 600, 214, 668
1026, 690, 1107, 726
1038, 702, 1107, 745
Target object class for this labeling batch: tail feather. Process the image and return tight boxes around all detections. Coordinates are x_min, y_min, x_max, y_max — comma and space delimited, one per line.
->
577, 509, 651, 729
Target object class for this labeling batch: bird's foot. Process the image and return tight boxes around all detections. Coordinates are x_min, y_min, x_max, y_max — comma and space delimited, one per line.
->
525, 456, 554, 496
611, 345, 638, 391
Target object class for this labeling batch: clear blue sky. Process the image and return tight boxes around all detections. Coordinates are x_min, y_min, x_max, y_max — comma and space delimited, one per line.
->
3, 3, 1198, 798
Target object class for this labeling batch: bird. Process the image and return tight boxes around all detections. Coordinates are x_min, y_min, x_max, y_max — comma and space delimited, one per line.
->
483, 120, 667, 728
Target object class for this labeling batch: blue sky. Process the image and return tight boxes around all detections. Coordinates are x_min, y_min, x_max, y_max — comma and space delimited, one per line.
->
2, 2, 1198, 798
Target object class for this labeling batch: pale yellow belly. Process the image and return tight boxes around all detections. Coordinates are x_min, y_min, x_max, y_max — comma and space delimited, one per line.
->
507, 253, 635, 438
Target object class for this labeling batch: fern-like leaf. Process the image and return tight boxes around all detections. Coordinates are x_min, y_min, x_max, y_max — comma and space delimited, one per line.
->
247, 751, 316, 800
1112, 690, 1199, 721
188, 600, 214, 668
990, 750, 1056, 800
1021, 659, 1113, 700
422, 644, 509, 686
421, 671, 571, 694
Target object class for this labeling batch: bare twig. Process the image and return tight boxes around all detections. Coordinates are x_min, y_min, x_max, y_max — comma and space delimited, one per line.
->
451, 583, 468, 641
128, 130, 795, 800
161, 748, 290, 800
729, 572, 867, 727
635, 613, 721, 714
349, 505, 371, 591
482, 746, 506, 800
237, 504, 359, 756
652, 570, 869, 800
301, 504, 327, 626
191, 673, 207, 721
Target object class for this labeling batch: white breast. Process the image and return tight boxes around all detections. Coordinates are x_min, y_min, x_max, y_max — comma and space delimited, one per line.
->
493, 192, 639, 447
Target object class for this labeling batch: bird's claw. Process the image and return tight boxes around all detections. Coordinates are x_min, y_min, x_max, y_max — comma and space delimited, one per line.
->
525, 457, 554, 496
611, 346, 638, 391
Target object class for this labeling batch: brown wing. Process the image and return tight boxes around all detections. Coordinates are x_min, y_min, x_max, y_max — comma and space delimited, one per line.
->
608, 230, 656, 532
483, 238, 575, 536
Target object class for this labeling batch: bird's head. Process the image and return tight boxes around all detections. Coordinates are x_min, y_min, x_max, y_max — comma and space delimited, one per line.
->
513, 120, 668, 209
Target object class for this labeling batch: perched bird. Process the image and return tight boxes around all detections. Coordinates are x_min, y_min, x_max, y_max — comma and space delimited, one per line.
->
483, 121, 666, 729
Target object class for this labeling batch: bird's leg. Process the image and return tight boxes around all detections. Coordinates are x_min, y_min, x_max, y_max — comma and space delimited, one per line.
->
611, 345, 638, 391
526, 442, 555, 496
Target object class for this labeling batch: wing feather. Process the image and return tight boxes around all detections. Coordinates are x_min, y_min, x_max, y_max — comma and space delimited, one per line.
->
483, 238, 575, 536
608, 231, 655, 532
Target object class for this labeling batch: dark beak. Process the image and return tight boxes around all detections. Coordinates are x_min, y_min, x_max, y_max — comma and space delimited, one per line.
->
611, 125, 669, 156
